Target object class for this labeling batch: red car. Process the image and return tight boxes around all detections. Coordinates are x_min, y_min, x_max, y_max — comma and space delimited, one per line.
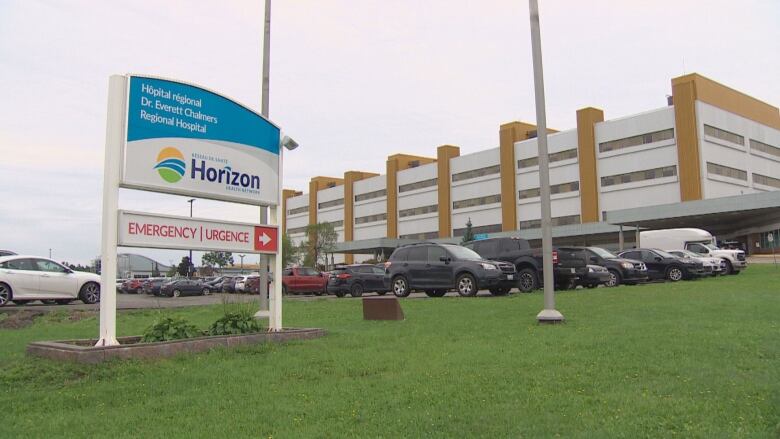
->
121, 279, 144, 294
282, 267, 327, 295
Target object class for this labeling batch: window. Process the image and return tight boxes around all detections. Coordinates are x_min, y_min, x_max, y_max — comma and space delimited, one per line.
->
753, 173, 780, 189
399, 178, 437, 193
391, 248, 410, 261
750, 139, 780, 159
318, 198, 344, 209
518, 214, 581, 229
704, 124, 744, 146
517, 148, 578, 169
287, 226, 308, 235
452, 164, 501, 182
621, 251, 640, 260
355, 213, 387, 224
452, 223, 502, 237
598, 128, 674, 153
354, 189, 387, 202
328, 220, 344, 228
428, 246, 447, 263
399, 231, 439, 240
452, 194, 501, 210
518, 181, 579, 199
287, 206, 308, 215
399, 204, 438, 218
601, 166, 677, 187
371, 266, 385, 275
706, 162, 747, 181
408, 247, 428, 261
2, 258, 38, 271
35, 259, 67, 273
283, 269, 293, 276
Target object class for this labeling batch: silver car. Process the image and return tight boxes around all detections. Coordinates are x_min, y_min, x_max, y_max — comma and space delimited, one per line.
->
0, 255, 101, 306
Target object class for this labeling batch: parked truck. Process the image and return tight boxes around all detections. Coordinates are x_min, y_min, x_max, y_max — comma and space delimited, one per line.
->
463, 237, 589, 292
281, 267, 328, 295
639, 228, 747, 275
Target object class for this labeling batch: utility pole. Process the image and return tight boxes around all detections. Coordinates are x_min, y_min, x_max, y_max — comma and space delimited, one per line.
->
187, 198, 195, 277
529, 0, 563, 323
258, 0, 272, 314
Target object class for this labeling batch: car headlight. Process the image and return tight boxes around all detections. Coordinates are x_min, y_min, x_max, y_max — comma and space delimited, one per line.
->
480, 263, 498, 270
621, 262, 633, 269
588, 267, 594, 272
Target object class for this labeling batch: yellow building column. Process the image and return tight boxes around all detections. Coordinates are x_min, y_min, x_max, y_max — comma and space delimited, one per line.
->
385, 154, 437, 239
281, 189, 302, 235
499, 121, 537, 232
343, 171, 379, 264
575, 107, 604, 223
436, 145, 460, 238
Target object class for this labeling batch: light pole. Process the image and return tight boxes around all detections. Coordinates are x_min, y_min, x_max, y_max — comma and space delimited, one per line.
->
529, 0, 563, 323
187, 198, 195, 277
239, 254, 246, 274
257, 0, 272, 315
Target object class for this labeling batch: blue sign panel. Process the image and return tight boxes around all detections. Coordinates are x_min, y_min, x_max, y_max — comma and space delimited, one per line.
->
474, 233, 489, 240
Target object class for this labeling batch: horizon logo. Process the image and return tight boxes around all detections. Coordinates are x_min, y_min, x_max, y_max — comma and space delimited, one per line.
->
190, 159, 260, 189
154, 147, 186, 183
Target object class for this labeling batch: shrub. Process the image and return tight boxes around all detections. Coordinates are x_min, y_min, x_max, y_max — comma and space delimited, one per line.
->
141, 316, 201, 343
209, 309, 263, 336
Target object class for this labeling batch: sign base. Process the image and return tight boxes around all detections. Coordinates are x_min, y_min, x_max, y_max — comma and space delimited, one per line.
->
536, 308, 565, 324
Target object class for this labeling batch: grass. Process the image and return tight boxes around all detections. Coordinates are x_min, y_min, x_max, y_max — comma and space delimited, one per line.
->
1, 266, 778, 438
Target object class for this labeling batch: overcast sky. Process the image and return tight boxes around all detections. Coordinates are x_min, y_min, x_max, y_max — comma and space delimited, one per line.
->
1, 0, 778, 266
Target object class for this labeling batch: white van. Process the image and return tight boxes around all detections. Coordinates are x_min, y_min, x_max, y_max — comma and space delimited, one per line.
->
639, 228, 747, 275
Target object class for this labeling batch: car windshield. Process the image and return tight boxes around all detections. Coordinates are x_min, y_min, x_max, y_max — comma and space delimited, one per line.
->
703, 243, 719, 250
448, 246, 483, 260
588, 247, 618, 259
654, 249, 678, 259
674, 250, 698, 258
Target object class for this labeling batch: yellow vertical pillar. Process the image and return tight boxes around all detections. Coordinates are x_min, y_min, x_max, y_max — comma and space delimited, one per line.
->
576, 107, 604, 223
436, 145, 460, 238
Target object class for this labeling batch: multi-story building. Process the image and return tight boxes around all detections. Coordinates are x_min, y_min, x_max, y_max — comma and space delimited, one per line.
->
283, 74, 780, 263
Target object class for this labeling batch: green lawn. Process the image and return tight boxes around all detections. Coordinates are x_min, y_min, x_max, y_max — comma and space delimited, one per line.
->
1, 266, 778, 438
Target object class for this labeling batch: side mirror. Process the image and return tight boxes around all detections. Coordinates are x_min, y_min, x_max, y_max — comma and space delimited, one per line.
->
65, 268, 74, 274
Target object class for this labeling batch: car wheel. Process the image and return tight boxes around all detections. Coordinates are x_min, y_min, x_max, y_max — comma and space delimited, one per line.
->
432, 289, 447, 297
489, 287, 510, 296
424, 290, 437, 298
517, 268, 539, 292
79, 282, 101, 304
666, 266, 683, 282
14, 300, 32, 305
173, 289, 181, 298
55, 299, 72, 305
392, 276, 411, 298
456, 273, 477, 297
203, 288, 210, 296
606, 269, 621, 287
350, 283, 364, 298
722, 259, 734, 275
334, 290, 345, 298
0, 283, 12, 307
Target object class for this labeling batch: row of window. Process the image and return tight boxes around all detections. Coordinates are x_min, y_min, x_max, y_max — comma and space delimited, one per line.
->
750, 138, 780, 159
452, 194, 501, 210
287, 205, 308, 216
704, 124, 744, 146
601, 165, 677, 187
753, 173, 780, 189
451, 164, 501, 182
518, 214, 581, 230
399, 178, 437, 193
355, 213, 387, 225
518, 181, 580, 200
399, 231, 439, 240
399, 204, 438, 218
354, 188, 387, 202
453, 223, 502, 238
706, 162, 747, 181
599, 128, 674, 153
517, 148, 578, 169
318, 198, 344, 209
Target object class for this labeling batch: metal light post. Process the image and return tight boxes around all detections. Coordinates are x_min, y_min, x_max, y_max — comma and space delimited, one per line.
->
239, 254, 246, 274
529, 0, 563, 323
187, 198, 195, 277
257, 0, 272, 314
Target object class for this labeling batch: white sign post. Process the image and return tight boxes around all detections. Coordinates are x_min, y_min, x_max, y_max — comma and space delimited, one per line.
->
97, 74, 286, 346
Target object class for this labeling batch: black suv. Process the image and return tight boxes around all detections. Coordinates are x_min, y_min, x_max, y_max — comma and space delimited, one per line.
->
617, 248, 705, 281
384, 243, 517, 297
561, 246, 649, 287
327, 264, 389, 298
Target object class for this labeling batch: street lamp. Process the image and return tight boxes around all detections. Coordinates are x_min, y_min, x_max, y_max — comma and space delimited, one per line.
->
239, 254, 246, 274
187, 198, 195, 277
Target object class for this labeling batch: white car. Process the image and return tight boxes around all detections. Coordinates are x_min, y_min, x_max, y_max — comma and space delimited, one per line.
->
233, 275, 250, 293
667, 250, 723, 276
0, 255, 101, 306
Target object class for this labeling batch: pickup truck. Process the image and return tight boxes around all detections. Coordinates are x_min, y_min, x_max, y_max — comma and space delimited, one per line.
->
463, 237, 589, 292
282, 267, 328, 295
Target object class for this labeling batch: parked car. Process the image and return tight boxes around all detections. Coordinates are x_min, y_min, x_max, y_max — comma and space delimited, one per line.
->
327, 264, 389, 297
563, 246, 649, 287
282, 267, 328, 295
384, 242, 517, 297
245, 273, 274, 295
639, 228, 747, 275
617, 248, 706, 281
159, 279, 211, 297
0, 255, 101, 306
666, 250, 723, 276
221, 277, 238, 293
233, 275, 251, 293
141, 277, 169, 295
121, 278, 144, 294
0, 250, 17, 257
463, 237, 588, 292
